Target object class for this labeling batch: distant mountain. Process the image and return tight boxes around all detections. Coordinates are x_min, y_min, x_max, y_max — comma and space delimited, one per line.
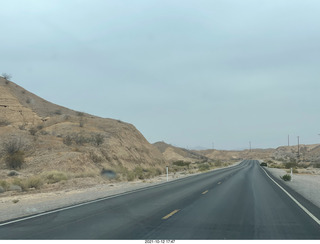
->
153, 141, 208, 162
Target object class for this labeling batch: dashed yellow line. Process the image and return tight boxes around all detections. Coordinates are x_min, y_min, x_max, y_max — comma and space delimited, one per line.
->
162, 209, 180, 220
202, 190, 208, 195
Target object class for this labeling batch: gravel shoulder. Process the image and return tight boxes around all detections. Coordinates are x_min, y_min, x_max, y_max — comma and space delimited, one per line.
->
265, 167, 320, 208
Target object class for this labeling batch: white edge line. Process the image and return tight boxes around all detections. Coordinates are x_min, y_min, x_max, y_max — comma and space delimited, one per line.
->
261, 166, 320, 226
0, 161, 246, 227
0, 182, 168, 227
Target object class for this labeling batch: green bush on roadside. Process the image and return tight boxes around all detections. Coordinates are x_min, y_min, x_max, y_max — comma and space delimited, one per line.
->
281, 174, 291, 181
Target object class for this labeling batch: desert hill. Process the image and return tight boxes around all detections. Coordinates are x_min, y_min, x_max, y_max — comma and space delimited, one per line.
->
0, 77, 166, 193
153, 141, 208, 163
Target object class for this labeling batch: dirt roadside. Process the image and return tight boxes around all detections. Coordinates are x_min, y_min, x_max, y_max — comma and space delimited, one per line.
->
264, 167, 320, 208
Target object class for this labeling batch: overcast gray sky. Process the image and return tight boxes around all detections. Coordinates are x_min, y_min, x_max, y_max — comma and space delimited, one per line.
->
1, 0, 320, 150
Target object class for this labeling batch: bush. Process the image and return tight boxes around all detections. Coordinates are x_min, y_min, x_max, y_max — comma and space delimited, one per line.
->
214, 160, 223, 167
91, 133, 104, 146
43, 171, 68, 184
89, 151, 103, 163
199, 164, 210, 172
2, 138, 23, 155
11, 178, 28, 191
63, 135, 73, 146
0, 120, 10, 127
26, 177, 43, 189
260, 162, 267, 167
0, 180, 10, 191
172, 161, 191, 168
281, 174, 291, 181
285, 162, 298, 169
29, 127, 38, 136
2, 73, 12, 80
5, 151, 25, 169
74, 134, 89, 145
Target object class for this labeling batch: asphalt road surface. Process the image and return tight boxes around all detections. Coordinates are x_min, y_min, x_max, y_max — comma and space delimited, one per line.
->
0, 160, 319, 239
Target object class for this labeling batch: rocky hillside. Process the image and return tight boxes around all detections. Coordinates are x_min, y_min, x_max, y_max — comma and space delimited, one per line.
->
153, 141, 208, 163
198, 148, 274, 161
0, 77, 165, 193
272, 144, 320, 163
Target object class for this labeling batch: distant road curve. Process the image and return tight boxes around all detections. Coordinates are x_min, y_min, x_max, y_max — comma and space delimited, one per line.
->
0, 160, 319, 239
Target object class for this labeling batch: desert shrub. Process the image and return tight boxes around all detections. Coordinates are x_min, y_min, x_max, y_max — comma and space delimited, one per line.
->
77, 112, 85, 127
0, 186, 4, 193
26, 177, 43, 189
12, 178, 27, 191
260, 162, 267, 167
2, 73, 11, 80
39, 130, 49, 135
281, 174, 291, 181
313, 163, 320, 168
5, 151, 25, 169
134, 166, 145, 180
91, 133, 104, 146
73, 134, 89, 145
89, 151, 103, 163
0, 120, 10, 127
63, 135, 73, 146
214, 160, 223, 167
43, 171, 68, 184
73, 171, 96, 178
26, 98, 31, 104
198, 164, 210, 172
172, 160, 191, 168
2, 137, 23, 155
37, 125, 44, 130
127, 171, 135, 181
285, 161, 298, 169
0, 180, 10, 191
19, 124, 26, 130
29, 127, 38, 136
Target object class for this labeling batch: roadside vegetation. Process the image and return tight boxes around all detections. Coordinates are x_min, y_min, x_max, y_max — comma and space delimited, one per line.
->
281, 174, 292, 181
1, 137, 27, 170
265, 158, 319, 174
63, 133, 104, 147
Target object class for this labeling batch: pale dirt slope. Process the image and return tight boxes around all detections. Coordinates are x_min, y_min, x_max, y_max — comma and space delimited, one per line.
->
0, 77, 165, 195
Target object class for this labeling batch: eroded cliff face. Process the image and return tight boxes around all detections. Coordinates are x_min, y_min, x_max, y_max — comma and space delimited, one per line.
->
0, 84, 42, 127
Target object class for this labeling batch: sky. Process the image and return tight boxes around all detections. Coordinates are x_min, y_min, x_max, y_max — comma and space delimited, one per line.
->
1, 0, 320, 150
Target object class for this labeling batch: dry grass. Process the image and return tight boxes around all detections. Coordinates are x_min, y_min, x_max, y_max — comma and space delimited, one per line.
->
41, 171, 69, 184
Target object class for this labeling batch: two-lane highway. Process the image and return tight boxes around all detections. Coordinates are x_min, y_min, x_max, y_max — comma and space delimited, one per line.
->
0, 160, 319, 239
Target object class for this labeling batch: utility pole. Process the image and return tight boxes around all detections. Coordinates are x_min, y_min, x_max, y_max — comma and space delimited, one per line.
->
288, 135, 290, 147
249, 141, 251, 152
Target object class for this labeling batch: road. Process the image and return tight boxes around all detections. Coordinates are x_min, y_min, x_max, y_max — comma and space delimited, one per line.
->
0, 160, 319, 239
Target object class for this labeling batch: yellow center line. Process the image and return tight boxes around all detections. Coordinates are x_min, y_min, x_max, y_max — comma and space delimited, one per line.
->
162, 209, 180, 220
202, 190, 208, 195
